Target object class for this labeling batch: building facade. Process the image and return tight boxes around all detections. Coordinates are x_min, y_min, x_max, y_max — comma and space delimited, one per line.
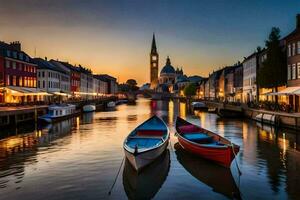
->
51, 60, 80, 96
35, 58, 69, 101
233, 64, 243, 102
242, 52, 258, 103
284, 14, 300, 112
0, 41, 38, 103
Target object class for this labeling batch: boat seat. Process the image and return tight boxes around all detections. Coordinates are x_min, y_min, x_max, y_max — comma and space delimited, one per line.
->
178, 125, 200, 133
137, 130, 164, 136
127, 138, 162, 149
183, 133, 213, 144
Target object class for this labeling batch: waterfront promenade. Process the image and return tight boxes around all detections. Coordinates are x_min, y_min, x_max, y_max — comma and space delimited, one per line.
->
200, 100, 300, 130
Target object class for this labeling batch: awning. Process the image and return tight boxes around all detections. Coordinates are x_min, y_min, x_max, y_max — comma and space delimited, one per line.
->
52, 92, 72, 97
74, 92, 98, 96
266, 87, 300, 96
2, 86, 52, 96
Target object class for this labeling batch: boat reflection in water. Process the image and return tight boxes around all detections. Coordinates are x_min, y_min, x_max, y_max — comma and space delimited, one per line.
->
123, 150, 170, 200
174, 143, 241, 199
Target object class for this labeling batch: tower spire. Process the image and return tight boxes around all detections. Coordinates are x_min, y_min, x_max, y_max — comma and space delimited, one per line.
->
151, 33, 157, 54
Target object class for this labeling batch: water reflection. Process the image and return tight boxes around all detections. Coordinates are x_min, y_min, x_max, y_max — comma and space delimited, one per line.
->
0, 99, 299, 200
122, 150, 170, 200
81, 112, 95, 124
174, 143, 241, 199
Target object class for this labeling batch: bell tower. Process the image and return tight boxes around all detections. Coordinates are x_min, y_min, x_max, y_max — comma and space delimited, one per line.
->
150, 33, 159, 88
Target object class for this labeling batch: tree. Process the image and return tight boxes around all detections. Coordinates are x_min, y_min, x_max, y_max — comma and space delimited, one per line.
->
125, 79, 139, 91
184, 83, 197, 97
126, 79, 137, 87
257, 27, 287, 103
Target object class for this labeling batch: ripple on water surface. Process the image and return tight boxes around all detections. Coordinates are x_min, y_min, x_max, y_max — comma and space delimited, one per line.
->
0, 99, 300, 200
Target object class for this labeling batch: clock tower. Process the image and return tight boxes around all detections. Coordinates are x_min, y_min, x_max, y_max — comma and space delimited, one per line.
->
150, 33, 159, 88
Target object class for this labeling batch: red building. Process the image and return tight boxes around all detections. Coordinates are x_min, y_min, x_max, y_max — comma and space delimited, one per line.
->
0, 41, 37, 103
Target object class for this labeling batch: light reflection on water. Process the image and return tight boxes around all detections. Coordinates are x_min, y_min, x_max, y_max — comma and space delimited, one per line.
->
0, 98, 299, 200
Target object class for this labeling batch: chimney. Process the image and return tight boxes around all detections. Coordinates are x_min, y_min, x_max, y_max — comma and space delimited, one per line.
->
10, 41, 21, 51
297, 14, 300, 29
45, 57, 47, 61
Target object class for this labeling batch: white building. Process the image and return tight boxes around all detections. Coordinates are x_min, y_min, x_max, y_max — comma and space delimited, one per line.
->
35, 58, 68, 100
79, 66, 94, 99
242, 53, 258, 103
50, 60, 71, 94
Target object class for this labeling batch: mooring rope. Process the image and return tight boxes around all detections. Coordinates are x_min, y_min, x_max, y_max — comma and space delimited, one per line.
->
108, 157, 125, 196
231, 143, 242, 176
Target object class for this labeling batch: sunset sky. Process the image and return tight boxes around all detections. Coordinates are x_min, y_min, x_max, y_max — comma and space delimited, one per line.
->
0, 0, 299, 85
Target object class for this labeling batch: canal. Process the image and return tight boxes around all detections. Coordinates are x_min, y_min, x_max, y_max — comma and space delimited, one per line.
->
0, 98, 299, 200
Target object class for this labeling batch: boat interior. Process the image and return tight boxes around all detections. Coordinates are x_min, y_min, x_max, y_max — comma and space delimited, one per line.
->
126, 117, 168, 150
177, 123, 225, 147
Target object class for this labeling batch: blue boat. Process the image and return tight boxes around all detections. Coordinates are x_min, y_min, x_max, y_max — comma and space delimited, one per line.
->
123, 115, 170, 171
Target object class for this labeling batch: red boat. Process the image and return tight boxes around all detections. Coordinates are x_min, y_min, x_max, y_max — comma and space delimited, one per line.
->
175, 117, 240, 168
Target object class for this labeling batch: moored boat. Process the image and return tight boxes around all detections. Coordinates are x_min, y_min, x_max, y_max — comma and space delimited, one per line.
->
191, 102, 208, 111
175, 116, 239, 167
39, 104, 79, 123
107, 101, 116, 108
83, 104, 96, 112
123, 115, 170, 172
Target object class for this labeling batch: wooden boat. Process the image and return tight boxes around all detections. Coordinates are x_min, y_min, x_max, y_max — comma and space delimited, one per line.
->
107, 101, 116, 108
175, 116, 239, 167
191, 102, 208, 111
123, 150, 170, 200
174, 143, 241, 199
82, 104, 96, 112
39, 104, 79, 123
123, 115, 170, 171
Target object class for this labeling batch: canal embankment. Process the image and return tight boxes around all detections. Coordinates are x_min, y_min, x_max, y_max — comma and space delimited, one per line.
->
0, 96, 118, 127
202, 100, 300, 130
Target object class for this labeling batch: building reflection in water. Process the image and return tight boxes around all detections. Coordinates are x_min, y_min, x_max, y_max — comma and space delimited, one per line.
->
81, 112, 95, 125
255, 123, 300, 199
0, 99, 299, 200
0, 119, 74, 189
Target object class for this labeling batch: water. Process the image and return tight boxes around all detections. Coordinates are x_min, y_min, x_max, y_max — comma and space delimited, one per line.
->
0, 98, 299, 200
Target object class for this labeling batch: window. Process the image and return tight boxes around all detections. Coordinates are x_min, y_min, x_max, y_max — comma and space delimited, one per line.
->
13, 52, 17, 58
298, 41, 300, 54
6, 75, 10, 85
292, 64, 296, 79
43, 80, 45, 88
6, 60, 10, 68
292, 43, 296, 56
288, 65, 291, 80
288, 44, 291, 57
6, 50, 11, 57
42, 71, 45, 77
12, 76, 16, 86
12, 62, 16, 69
19, 77, 23, 86
298, 63, 300, 79
19, 53, 23, 60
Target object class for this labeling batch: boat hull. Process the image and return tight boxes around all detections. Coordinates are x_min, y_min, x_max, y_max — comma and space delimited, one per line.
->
124, 139, 169, 172
177, 136, 238, 167
83, 105, 96, 112
39, 111, 80, 123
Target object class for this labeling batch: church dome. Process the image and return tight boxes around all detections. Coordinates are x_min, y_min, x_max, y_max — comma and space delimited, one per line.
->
160, 57, 175, 75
